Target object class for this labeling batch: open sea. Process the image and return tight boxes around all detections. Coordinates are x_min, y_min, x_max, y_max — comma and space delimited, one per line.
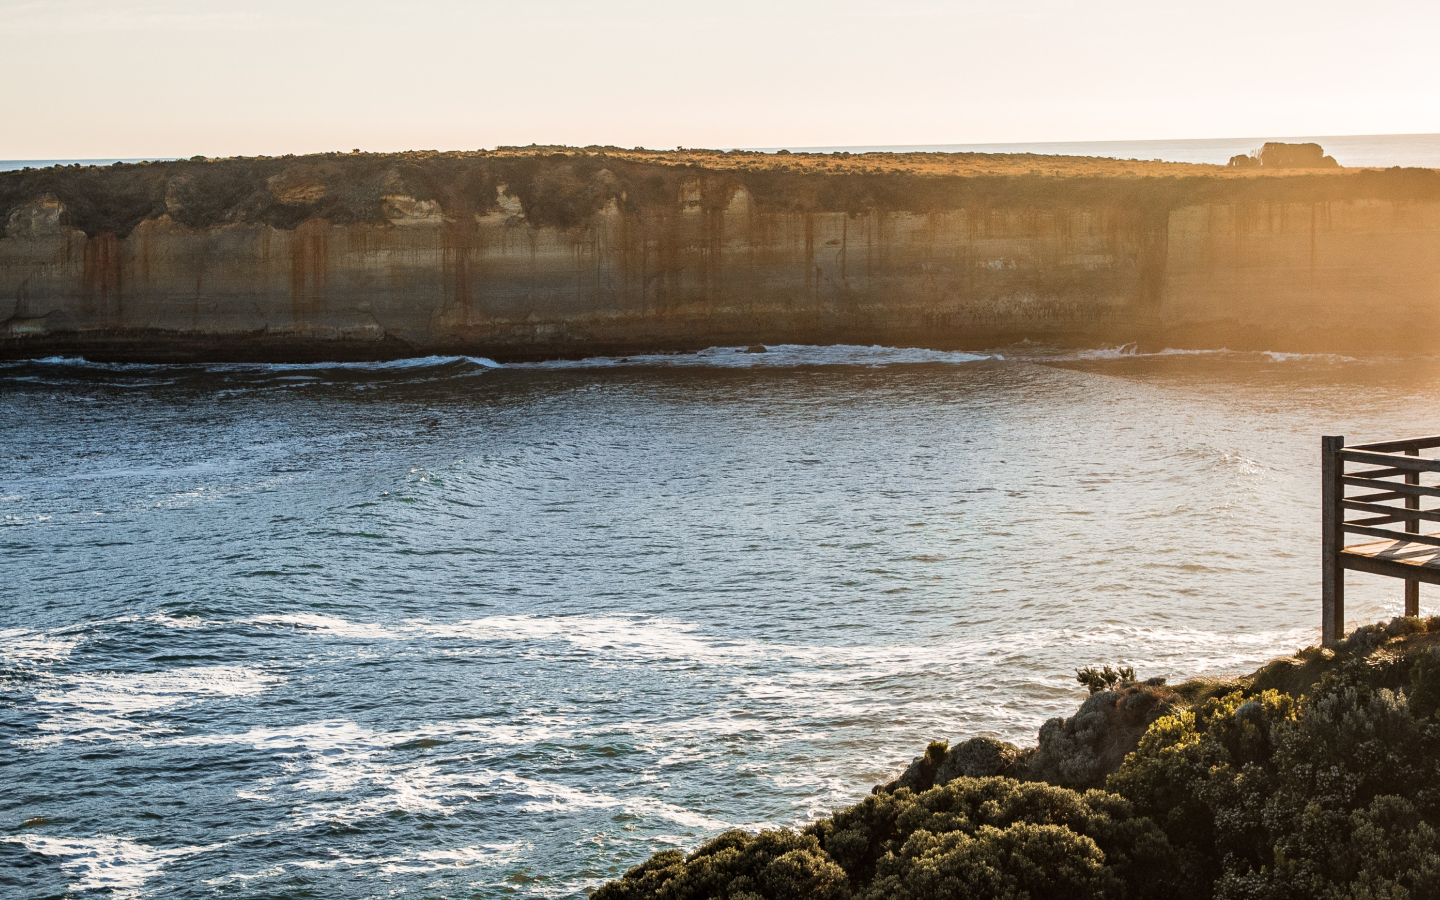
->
3, 345, 1438, 898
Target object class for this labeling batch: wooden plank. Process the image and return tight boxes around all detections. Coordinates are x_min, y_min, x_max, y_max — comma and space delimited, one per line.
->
1350, 490, 1415, 503
1342, 552, 1440, 587
1342, 477, 1440, 499
1347, 467, 1418, 479
1339, 449, 1440, 472
1348, 513, 1411, 527
1342, 500, 1440, 523
1352, 435, 1440, 453
1343, 524, 1440, 548
1345, 536, 1440, 565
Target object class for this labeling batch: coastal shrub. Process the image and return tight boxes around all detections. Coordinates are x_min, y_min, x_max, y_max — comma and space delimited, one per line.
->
1218, 677, 1440, 898
1109, 664, 1440, 898
1076, 665, 1136, 695
1106, 689, 1297, 885
594, 619, 1440, 900
932, 737, 1027, 785
874, 740, 950, 794
592, 829, 847, 900
1027, 683, 1180, 790
809, 777, 1191, 899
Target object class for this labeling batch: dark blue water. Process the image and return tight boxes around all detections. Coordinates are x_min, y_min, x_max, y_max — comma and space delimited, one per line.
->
2, 345, 1436, 898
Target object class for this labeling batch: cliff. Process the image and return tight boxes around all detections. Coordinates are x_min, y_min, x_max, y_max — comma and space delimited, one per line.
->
4, 147, 1440, 361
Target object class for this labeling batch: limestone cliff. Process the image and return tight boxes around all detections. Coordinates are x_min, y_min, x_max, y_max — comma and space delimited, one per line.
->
3, 148, 1438, 361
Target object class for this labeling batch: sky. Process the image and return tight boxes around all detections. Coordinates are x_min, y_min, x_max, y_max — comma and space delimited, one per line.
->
2, 0, 1438, 159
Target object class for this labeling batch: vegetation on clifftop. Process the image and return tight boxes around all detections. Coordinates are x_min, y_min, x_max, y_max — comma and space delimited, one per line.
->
3, 147, 1438, 240
597, 617, 1440, 900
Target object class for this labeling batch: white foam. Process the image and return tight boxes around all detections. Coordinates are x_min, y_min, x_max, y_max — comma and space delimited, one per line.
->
1026, 344, 1366, 364
234, 611, 1311, 704
170, 717, 732, 831
0, 627, 82, 666
515, 344, 997, 369
248, 613, 398, 640
17, 666, 284, 748
3, 835, 223, 899
3, 354, 502, 372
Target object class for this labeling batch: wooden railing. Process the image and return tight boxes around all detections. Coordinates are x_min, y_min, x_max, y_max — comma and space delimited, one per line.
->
1322, 434, 1440, 644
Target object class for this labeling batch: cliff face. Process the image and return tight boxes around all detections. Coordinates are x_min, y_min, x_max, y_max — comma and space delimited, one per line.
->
3, 151, 1438, 360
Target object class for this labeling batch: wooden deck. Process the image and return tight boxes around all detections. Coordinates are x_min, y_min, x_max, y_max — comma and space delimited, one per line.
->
1343, 535, 1440, 586
1322, 435, 1440, 643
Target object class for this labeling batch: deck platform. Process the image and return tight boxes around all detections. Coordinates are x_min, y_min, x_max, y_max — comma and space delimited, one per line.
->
1320, 435, 1440, 643
1343, 536, 1440, 586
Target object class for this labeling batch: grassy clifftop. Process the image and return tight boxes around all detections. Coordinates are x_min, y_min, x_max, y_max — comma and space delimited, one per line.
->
4, 146, 1439, 240
597, 618, 1440, 900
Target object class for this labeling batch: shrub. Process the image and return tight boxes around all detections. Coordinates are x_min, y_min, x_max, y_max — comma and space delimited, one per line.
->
594, 619, 1440, 900
592, 829, 847, 900
1077, 665, 1137, 695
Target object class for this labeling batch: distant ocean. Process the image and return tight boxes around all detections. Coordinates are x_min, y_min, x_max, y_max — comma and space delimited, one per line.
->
4, 133, 1440, 172
762, 133, 1440, 168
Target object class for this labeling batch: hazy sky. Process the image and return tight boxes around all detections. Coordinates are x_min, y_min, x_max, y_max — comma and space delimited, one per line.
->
3, 0, 1437, 158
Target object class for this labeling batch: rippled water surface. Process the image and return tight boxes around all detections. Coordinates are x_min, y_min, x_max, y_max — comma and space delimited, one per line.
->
3, 346, 1439, 898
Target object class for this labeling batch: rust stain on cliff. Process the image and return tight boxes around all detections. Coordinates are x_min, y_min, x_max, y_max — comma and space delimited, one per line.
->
81, 232, 123, 322
442, 210, 477, 321
289, 220, 330, 317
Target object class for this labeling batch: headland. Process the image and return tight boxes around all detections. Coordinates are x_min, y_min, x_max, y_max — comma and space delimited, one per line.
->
3, 146, 1440, 362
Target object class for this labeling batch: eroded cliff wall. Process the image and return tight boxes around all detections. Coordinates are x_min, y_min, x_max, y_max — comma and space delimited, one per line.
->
2, 151, 1437, 360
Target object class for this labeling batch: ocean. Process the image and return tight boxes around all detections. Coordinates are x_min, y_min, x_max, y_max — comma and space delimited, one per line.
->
773, 133, 1440, 168
2, 345, 1437, 897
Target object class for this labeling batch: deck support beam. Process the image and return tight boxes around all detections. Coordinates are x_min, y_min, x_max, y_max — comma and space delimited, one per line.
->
1323, 435, 1346, 645
1407, 449, 1421, 616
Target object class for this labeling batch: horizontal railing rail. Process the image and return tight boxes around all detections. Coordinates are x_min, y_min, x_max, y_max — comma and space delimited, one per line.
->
1337, 449, 1440, 472
1350, 435, 1440, 453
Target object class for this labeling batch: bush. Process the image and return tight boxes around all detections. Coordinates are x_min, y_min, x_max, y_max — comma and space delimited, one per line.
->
594, 619, 1440, 900
1077, 665, 1137, 695
592, 829, 847, 900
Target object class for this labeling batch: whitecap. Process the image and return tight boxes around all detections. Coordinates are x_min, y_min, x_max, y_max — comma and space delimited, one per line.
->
0, 627, 82, 666
513, 344, 998, 369
16, 666, 284, 748
3, 835, 223, 899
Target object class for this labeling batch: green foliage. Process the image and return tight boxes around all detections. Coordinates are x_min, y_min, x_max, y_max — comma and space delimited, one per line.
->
592, 829, 847, 900
596, 619, 1440, 900
1076, 665, 1137, 695
1109, 665, 1440, 899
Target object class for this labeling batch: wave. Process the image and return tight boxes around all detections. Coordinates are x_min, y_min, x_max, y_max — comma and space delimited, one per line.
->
0, 355, 503, 390
514, 344, 1001, 369
246, 611, 1314, 672
4, 354, 502, 371
15, 665, 285, 749
1022, 343, 1367, 363
171, 718, 733, 831
2, 835, 224, 899
249, 842, 526, 879
0, 345, 1387, 379
0, 627, 82, 666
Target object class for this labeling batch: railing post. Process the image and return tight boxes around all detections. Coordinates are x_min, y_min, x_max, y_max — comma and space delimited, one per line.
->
1322, 435, 1346, 645
1407, 448, 1421, 617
